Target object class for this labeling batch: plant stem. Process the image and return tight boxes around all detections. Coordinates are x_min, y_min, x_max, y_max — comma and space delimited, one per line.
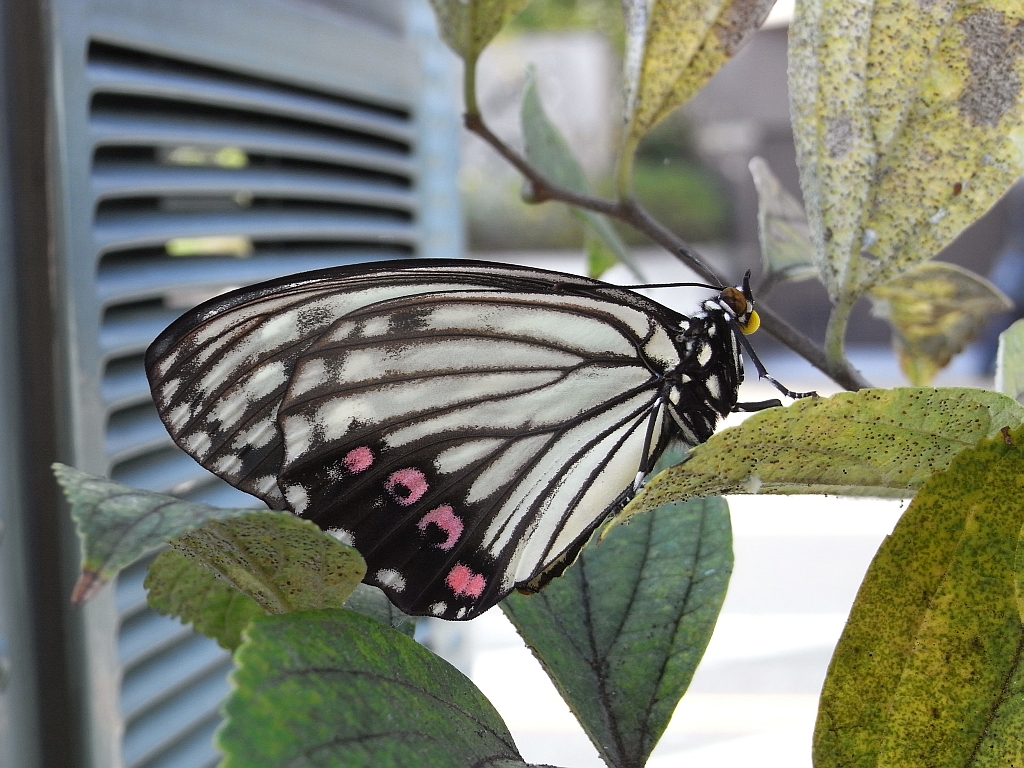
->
824, 298, 854, 374
463, 113, 871, 392
464, 54, 479, 117
616, 134, 638, 199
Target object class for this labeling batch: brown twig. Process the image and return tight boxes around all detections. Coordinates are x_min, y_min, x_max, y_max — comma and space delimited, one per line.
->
463, 113, 872, 392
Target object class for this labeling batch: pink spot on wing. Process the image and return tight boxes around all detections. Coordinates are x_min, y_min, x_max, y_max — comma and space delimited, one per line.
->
343, 446, 374, 473
446, 563, 486, 599
385, 468, 428, 505
416, 505, 464, 550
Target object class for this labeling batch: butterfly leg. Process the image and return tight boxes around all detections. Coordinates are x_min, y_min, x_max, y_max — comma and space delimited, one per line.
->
730, 323, 818, 400
633, 398, 666, 491
733, 399, 782, 412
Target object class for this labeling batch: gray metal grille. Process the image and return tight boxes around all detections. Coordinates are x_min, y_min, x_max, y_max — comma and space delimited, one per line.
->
89, 39, 419, 767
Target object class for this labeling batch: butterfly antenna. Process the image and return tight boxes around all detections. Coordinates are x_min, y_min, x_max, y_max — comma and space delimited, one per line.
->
676, 248, 725, 289
729, 322, 817, 400
620, 280, 722, 291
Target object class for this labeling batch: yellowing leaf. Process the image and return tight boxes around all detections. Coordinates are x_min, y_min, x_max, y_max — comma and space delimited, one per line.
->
170, 512, 366, 614
624, 0, 774, 146
868, 261, 1012, 385
997, 318, 1024, 403
619, 388, 1024, 520
428, 0, 531, 66
816, 428, 1024, 767
791, 1, 1024, 306
749, 156, 818, 293
146, 548, 265, 650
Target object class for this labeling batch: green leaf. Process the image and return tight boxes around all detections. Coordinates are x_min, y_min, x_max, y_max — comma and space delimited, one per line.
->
146, 548, 264, 650
146, 556, 409, 651
218, 609, 533, 768
428, 0, 531, 66
343, 583, 417, 638
621, 388, 1024, 520
520, 69, 644, 281
867, 262, 1012, 385
623, 0, 774, 145
170, 511, 366, 614
749, 156, 818, 293
586, 232, 619, 279
815, 426, 1024, 767
790, 1, 1024, 305
503, 495, 732, 768
996, 318, 1024, 403
54, 463, 253, 604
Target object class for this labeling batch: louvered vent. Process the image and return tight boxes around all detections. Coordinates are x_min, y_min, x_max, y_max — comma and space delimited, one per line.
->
89, 39, 418, 767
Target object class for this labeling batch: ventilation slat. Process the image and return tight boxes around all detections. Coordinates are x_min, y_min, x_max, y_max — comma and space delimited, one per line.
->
132, 718, 221, 768
119, 611, 195, 669
100, 306, 182, 358
89, 113, 415, 178
181, 480, 264, 509
96, 251, 405, 306
115, 555, 155, 618
121, 635, 229, 720
103, 358, 151, 410
110, 450, 215, 495
94, 210, 416, 255
106, 404, 173, 463
121, 673, 231, 768
92, 165, 416, 211
87, 60, 415, 145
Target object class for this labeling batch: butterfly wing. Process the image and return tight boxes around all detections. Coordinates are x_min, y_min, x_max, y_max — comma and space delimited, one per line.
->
145, 259, 690, 618
145, 260, 616, 508
273, 288, 678, 618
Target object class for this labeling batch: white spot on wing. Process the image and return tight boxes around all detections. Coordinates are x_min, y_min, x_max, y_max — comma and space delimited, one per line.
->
289, 357, 326, 397
284, 484, 309, 514
168, 402, 193, 432
184, 431, 212, 458
259, 311, 299, 347
231, 417, 277, 451
213, 454, 243, 477
430, 602, 447, 616
328, 528, 355, 546
642, 325, 679, 369
706, 375, 721, 399
376, 569, 406, 592
282, 413, 315, 461
159, 378, 182, 406
360, 315, 391, 337
434, 438, 506, 475
255, 475, 279, 497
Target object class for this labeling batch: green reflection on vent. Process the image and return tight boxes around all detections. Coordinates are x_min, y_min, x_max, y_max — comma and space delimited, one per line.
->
166, 236, 254, 258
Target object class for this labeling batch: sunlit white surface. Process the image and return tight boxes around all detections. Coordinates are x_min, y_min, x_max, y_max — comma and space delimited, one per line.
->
467, 495, 903, 767
763, 0, 795, 28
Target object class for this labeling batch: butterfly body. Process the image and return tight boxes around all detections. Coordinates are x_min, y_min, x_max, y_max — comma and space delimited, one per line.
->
146, 259, 748, 619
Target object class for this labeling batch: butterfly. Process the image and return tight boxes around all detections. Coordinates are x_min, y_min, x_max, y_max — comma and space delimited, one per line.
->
145, 258, 809, 620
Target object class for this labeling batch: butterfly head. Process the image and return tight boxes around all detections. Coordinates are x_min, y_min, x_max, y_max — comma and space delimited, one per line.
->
717, 271, 760, 335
